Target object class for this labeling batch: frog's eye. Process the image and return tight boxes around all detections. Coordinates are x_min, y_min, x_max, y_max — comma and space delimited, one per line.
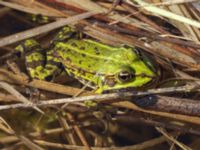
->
117, 70, 134, 83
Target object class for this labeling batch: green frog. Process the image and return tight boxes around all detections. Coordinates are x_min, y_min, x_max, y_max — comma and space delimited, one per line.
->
15, 26, 157, 93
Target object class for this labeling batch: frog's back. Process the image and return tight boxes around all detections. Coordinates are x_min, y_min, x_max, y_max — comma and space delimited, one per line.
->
55, 39, 138, 75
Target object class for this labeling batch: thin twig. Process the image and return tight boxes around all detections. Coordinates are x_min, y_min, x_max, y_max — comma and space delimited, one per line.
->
0, 85, 197, 110
66, 113, 91, 150
127, 0, 200, 28
18, 135, 44, 150
0, 69, 91, 96
33, 132, 179, 150
156, 127, 192, 150
0, 11, 98, 47
0, 1, 63, 17
116, 115, 200, 135
140, 0, 198, 6
0, 81, 44, 114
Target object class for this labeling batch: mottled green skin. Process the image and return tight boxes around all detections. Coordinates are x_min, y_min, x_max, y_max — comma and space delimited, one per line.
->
15, 26, 156, 93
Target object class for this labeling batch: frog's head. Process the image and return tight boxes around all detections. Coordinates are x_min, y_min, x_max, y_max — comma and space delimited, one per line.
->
97, 51, 157, 93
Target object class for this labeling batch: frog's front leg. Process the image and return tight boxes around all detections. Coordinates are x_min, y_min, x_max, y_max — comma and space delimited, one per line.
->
42, 26, 79, 80
15, 39, 62, 81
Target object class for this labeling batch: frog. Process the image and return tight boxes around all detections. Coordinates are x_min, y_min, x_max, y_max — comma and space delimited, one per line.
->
15, 26, 157, 93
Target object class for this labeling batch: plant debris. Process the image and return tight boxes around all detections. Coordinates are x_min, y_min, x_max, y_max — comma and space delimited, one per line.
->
0, 0, 200, 149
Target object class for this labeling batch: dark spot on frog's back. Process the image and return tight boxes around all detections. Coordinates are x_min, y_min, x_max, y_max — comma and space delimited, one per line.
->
71, 42, 77, 47
26, 61, 44, 69
80, 46, 85, 50
77, 68, 85, 75
82, 53, 86, 57
81, 70, 86, 76
95, 51, 100, 55
65, 57, 72, 63
94, 47, 100, 55
67, 49, 72, 53
79, 60, 82, 64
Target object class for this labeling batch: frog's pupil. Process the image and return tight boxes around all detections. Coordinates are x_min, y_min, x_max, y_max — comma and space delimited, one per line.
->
118, 71, 134, 82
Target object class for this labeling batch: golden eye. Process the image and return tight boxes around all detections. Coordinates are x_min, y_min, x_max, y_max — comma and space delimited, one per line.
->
117, 70, 134, 83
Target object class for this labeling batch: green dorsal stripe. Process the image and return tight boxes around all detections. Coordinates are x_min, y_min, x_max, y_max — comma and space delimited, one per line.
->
56, 41, 129, 65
